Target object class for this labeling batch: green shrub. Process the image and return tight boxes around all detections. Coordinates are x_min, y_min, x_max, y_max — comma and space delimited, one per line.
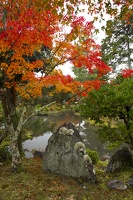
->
86, 148, 99, 164
73, 105, 80, 113
0, 139, 11, 163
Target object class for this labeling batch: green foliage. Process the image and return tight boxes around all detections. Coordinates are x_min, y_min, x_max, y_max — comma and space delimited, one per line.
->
52, 91, 72, 104
80, 77, 133, 148
101, 16, 133, 71
72, 104, 80, 113
22, 129, 33, 140
0, 139, 11, 162
86, 148, 99, 164
0, 102, 4, 124
72, 66, 97, 82
97, 125, 127, 149
35, 104, 41, 109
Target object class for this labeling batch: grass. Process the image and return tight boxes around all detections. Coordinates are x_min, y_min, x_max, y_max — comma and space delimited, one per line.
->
0, 158, 133, 200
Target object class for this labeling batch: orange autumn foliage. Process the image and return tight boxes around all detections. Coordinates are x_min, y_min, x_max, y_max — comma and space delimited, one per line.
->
0, 0, 112, 102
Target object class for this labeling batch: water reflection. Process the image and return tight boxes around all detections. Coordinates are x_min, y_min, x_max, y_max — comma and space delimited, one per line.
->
22, 131, 52, 158
23, 110, 112, 158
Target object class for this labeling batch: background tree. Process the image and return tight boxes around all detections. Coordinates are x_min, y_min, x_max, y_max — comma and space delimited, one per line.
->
72, 66, 97, 82
101, 16, 133, 71
88, 0, 133, 26
79, 70, 133, 149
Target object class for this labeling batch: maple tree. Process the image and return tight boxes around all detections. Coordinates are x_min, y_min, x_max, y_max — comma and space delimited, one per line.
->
0, 0, 111, 170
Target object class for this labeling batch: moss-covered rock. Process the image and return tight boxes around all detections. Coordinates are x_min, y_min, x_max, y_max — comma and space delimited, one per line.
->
43, 122, 97, 182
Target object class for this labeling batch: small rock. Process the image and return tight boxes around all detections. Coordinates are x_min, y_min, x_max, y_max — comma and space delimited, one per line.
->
0, 162, 3, 165
127, 178, 133, 187
100, 154, 110, 161
33, 150, 44, 158
107, 180, 127, 190
81, 185, 87, 190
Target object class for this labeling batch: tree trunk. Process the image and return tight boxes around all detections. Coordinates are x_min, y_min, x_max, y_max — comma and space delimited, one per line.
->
18, 131, 24, 157
123, 107, 133, 149
126, 27, 131, 69
10, 132, 21, 170
1, 86, 27, 169
9, 107, 27, 170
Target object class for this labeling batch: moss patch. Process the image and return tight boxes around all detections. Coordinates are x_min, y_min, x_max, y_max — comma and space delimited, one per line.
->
0, 158, 133, 200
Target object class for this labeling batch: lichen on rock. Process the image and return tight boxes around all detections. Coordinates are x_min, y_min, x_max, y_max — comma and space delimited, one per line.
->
83, 154, 92, 164
59, 127, 74, 136
74, 142, 86, 155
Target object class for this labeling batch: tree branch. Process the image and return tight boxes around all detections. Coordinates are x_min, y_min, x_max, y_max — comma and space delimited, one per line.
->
22, 101, 56, 125
45, 56, 78, 76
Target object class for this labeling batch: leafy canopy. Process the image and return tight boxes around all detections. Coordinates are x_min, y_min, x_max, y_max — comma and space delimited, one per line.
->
1, 0, 132, 100
0, 0, 111, 100
79, 71, 133, 148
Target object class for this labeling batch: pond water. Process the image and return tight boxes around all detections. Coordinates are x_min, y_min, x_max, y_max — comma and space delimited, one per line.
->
22, 110, 112, 158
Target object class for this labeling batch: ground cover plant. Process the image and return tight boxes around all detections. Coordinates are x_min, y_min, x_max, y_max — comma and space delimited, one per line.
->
0, 157, 133, 200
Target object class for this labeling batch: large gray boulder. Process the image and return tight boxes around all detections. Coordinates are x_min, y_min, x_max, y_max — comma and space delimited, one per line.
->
43, 122, 97, 182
